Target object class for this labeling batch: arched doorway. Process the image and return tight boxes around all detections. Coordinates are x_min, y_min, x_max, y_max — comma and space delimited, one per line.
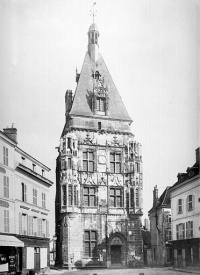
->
109, 235, 123, 265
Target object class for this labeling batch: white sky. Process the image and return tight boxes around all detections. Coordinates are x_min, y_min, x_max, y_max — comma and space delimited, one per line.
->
0, 0, 199, 237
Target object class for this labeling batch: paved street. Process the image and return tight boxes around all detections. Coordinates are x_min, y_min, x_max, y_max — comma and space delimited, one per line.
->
46, 267, 199, 275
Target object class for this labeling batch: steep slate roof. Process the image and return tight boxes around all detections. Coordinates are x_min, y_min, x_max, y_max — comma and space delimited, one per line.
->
171, 160, 199, 189
149, 187, 171, 212
70, 52, 132, 122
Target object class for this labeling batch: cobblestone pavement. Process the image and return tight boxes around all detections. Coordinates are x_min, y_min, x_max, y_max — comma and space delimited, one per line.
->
44, 267, 199, 275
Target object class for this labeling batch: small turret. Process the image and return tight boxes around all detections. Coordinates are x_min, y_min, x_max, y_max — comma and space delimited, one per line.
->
153, 185, 158, 207
88, 23, 99, 62
65, 90, 73, 119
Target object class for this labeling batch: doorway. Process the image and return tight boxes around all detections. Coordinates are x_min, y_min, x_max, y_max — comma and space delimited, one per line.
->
34, 247, 40, 273
111, 245, 121, 264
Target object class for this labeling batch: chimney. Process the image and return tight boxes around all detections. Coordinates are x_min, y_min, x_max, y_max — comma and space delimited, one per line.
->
65, 90, 73, 119
3, 124, 18, 144
153, 185, 158, 207
196, 147, 199, 163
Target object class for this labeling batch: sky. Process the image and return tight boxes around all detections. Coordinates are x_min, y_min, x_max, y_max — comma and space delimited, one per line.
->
0, 0, 199, 237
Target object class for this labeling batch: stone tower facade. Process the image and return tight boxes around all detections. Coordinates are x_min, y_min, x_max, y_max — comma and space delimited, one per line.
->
55, 22, 143, 269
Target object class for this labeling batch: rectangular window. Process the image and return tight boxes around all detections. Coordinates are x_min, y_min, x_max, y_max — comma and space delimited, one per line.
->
3, 146, 8, 166
32, 164, 36, 172
166, 230, 172, 241
42, 193, 46, 208
176, 223, 185, 239
110, 187, 123, 207
42, 219, 47, 237
33, 189, 37, 205
130, 188, 134, 208
178, 199, 183, 213
110, 152, 121, 173
186, 221, 194, 238
4, 210, 9, 232
28, 216, 33, 235
97, 98, 105, 112
4, 176, 9, 198
22, 183, 27, 202
83, 187, 96, 207
98, 122, 101, 130
63, 185, 66, 206
68, 158, 72, 169
84, 230, 97, 257
74, 186, 78, 206
187, 195, 194, 211
83, 151, 94, 172
135, 187, 139, 207
68, 185, 78, 206
33, 217, 37, 236
38, 218, 42, 237
61, 159, 66, 170
68, 185, 73, 206
166, 214, 171, 223
136, 162, 139, 173
22, 214, 27, 235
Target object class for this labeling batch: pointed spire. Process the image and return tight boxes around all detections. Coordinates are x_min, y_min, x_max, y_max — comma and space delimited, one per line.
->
88, 2, 99, 61
90, 1, 97, 23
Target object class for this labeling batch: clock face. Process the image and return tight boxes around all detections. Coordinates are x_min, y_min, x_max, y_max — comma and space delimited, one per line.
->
98, 155, 106, 164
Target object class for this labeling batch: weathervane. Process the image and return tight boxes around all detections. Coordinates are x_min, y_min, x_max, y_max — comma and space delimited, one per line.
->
90, 1, 97, 23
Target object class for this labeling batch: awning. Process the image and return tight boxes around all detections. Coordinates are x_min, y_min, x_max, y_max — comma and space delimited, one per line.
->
0, 235, 24, 247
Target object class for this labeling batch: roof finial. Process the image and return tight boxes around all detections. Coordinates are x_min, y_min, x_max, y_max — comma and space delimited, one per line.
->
90, 1, 97, 23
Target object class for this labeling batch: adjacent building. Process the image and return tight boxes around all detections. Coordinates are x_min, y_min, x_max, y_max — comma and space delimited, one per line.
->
170, 148, 200, 268
0, 126, 53, 274
55, 21, 143, 269
148, 186, 172, 266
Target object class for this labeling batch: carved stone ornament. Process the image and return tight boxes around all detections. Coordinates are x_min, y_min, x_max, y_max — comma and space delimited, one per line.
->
110, 236, 123, 246
109, 174, 122, 186
82, 173, 97, 185
98, 173, 107, 185
94, 76, 108, 98
83, 133, 94, 145
111, 135, 120, 146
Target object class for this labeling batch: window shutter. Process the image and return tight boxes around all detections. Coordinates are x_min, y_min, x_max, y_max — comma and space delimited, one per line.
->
7, 177, 9, 198
28, 216, 31, 235
19, 213, 22, 234
176, 224, 178, 239
46, 220, 49, 237
187, 195, 189, 211
191, 221, 193, 237
4, 176, 6, 197
182, 223, 185, 239
37, 218, 40, 237
186, 222, 188, 238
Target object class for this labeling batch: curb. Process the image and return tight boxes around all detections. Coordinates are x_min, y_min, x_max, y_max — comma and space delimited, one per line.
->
168, 268, 200, 274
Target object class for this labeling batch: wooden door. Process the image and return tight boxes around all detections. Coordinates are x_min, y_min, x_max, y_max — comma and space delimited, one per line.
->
34, 248, 40, 273
111, 245, 121, 264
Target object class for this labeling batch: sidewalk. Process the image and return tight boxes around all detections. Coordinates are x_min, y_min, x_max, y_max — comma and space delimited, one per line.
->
169, 267, 200, 274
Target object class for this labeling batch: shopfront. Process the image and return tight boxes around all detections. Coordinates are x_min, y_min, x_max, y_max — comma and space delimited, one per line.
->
0, 235, 24, 275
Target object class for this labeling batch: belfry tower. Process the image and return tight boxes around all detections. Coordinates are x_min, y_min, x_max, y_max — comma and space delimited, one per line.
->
55, 16, 143, 269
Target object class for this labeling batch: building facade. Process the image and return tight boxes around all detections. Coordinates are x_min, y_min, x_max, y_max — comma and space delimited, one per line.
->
55, 22, 143, 269
0, 126, 53, 274
148, 186, 172, 266
170, 148, 200, 268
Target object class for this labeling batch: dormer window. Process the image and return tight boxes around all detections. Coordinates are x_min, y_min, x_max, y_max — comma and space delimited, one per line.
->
21, 157, 26, 165
97, 98, 105, 112
32, 164, 36, 172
